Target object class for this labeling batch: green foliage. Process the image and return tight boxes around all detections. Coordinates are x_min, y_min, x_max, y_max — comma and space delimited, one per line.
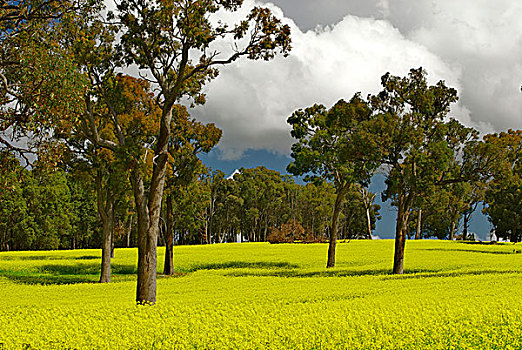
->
0, 151, 35, 250
0, 1, 94, 160
367, 68, 478, 273
165, 167, 379, 245
287, 94, 375, 188
66, 172, 99, 249
23, 168, 73, 250
482, 130, 522, 242
0, 153, 101, 252
369, 68, 476, 207
1, 241, 522, 348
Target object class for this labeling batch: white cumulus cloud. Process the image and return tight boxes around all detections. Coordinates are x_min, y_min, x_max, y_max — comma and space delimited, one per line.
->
384, 0, 522, 133
192, 0, 464, 159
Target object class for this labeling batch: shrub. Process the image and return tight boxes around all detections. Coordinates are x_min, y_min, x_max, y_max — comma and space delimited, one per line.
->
268, 219, 305, 244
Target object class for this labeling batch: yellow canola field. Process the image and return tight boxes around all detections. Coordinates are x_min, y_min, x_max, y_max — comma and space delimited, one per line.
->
1, 240, 522, 349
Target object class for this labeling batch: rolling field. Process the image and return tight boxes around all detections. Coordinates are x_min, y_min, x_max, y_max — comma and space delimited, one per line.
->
1, 240, 522, 349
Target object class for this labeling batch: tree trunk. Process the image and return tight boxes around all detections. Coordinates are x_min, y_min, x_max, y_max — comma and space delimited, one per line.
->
450, 221, 456, 241
205, 221, 209, 244
415, 209, 422, 240
96, 171, 115, 284
327, 186, 348, 268
163, 194, 174, 275
133, 106, 172, 304
131, 168, 154, 304
366, 208, 373, 240
110, 229, 115, 259
463, 212, 469, 240
393, 194, 411, 274
99, 210, 114, 283
208, 196, 215, 244
126, 215, 133, 248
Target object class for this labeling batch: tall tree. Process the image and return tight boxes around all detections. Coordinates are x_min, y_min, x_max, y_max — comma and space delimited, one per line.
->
60, 71, 160, 282
111, 0, 291, 304
288, 94, 377, 267
368, 68, 477, 274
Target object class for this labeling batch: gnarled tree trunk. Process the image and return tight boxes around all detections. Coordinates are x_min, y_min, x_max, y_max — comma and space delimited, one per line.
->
132, 107, 172, 305
132, 167, 155, 304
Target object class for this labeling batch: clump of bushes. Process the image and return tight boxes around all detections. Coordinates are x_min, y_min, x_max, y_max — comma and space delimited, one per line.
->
268, 219, 326, 244
268, 219, 305, 244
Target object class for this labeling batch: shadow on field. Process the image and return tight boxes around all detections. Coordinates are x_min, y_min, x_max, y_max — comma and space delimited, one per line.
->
228, 267, 522, 279
0, 263, 136, 285
0, 255, 100, 261
416, 248, 518, 255
187, 261, 299, 272
227, 268, 405, 278
383, 269, 522, 280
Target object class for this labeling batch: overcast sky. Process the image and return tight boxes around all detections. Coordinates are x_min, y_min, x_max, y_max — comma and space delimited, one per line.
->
190, 0, 522, 160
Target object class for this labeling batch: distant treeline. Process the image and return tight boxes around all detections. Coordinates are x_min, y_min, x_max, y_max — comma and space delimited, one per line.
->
0, 159, 380, 251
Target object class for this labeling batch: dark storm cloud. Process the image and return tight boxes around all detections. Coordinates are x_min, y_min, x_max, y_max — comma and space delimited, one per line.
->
257, 0, 522, 133
258, 0, 385, 31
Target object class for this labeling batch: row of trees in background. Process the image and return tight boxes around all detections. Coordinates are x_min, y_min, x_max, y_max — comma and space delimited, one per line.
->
165, 167, 380, 245
0, 161, 380, 251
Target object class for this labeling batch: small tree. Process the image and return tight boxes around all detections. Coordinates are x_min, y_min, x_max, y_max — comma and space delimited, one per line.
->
287, 94, 378, 267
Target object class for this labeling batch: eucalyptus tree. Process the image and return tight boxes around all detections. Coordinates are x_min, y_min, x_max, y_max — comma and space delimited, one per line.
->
287, 94, 378, 267
109, 0, 291, 304
481, 130, 522, 242
368, 68, 478, 274
341, 185, 380, 240
163, 105, 221, 275
233, 166, 287, 242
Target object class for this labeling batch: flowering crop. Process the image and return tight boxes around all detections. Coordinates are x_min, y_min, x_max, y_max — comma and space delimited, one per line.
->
1, 240, 522, 349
